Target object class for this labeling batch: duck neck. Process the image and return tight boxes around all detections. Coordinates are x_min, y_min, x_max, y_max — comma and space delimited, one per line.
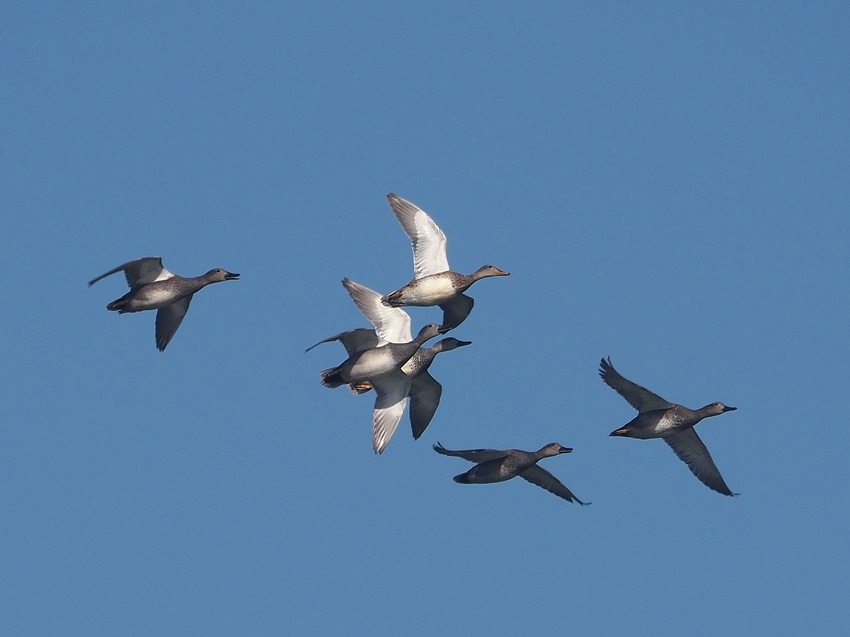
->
692, 405, 717, 422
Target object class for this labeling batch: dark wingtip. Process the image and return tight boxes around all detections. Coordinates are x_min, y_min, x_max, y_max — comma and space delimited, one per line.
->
598, 356, 612, 378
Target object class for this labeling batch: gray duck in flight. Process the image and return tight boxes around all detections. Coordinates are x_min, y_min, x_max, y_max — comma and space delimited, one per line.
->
599, 357, 738, 496
433, 442, 589, 505
380, 194, 509, 331
89, 257, 239, 351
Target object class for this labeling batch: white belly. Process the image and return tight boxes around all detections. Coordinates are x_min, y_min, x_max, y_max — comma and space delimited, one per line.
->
348, 348, 401, 380
405, 277, 456, 305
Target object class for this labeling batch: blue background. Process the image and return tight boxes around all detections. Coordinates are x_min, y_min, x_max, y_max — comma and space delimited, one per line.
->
3, 3, 848, 635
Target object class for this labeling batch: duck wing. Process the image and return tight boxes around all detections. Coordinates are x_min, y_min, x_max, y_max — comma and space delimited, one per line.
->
664, 428, 736, 496
520, 465, 590, 505
89, 257, 173, 288
387, 193, 450, 278
305, 328, 380, 355
599, 357, 673, 412
432, 443, 509, 464
409, 371, 442, 440
343, 278, 412, 343
439, 293, 474, 331
371, 371, 411, 454
155, 295, 191, 351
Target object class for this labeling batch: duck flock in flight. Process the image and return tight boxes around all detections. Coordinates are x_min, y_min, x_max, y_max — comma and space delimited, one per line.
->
89, 194, 739, 503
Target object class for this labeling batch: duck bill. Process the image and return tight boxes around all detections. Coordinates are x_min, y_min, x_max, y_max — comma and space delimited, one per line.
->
493, 268, 510, 276
558, 447, 573, 454
722, 405, 737, 412
224, 272, 240, 280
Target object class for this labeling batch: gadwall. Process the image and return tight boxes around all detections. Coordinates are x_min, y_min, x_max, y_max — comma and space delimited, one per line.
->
380, 194, 510, 330
599, 357, 738, 496
433, 442, 589, 505
319, 278, 444, 453
89, 257, 239, 351
309, 326, 471, 439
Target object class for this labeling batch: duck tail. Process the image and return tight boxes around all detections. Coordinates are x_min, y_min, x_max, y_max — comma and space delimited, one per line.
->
452, 472, 472, 484
106, 291, 134, 313
320, 367, 344, 388
381, 290, 403, 307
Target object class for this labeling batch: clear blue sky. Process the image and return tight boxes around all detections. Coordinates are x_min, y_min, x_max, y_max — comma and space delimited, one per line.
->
3, 2, 849, 635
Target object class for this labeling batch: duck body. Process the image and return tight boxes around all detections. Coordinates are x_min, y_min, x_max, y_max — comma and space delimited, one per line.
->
611, 403, 734, 439
107, 276, 209, 312
382, 264, 508, 311
382, 272, 462, 307
89, 257, 239, 351
454, 449, 541, 484
433, 442, 589, 505
599, 356, 738, 496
